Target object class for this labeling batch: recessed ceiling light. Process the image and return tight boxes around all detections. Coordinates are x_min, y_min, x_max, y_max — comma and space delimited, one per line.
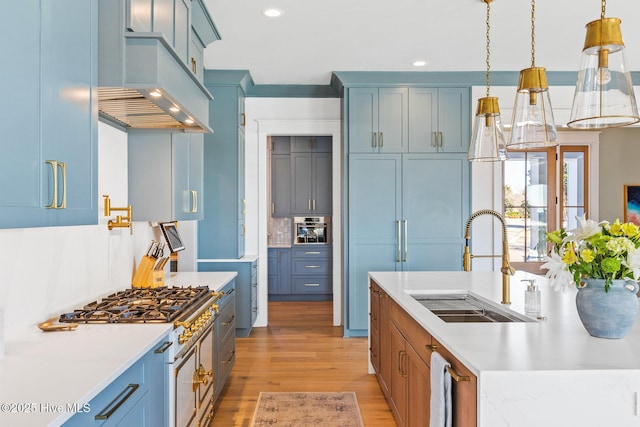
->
149, 90, 162, 97
263, 8, 283, 18
412, 60, 428, 67
185, 118, 194, 125
169, 106, 180, 112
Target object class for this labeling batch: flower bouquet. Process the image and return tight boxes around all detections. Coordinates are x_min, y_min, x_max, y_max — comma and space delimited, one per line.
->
541, 214, 640, 292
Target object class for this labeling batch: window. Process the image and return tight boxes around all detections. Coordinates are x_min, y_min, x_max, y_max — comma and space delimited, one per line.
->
503, 145, 588, 272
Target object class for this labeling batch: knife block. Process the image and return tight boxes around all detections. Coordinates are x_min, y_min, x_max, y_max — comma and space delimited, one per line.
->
132, 256, 157, 288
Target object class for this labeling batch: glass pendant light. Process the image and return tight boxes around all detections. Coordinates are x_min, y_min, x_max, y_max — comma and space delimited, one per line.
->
508, 0, 558, 149
568, 0, 639, 129
468, 0, 507, 162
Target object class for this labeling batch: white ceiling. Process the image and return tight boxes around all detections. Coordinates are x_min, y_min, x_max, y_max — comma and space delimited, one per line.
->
202, 0, 640, 85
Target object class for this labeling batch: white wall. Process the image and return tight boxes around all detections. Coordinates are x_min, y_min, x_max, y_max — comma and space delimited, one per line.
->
243, 98, 342, 327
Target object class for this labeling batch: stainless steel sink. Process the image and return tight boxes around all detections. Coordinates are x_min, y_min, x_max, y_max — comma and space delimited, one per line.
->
410, 293, 533, 323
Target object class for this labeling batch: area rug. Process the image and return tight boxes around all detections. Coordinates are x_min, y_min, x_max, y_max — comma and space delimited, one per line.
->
251, 391, 365, 427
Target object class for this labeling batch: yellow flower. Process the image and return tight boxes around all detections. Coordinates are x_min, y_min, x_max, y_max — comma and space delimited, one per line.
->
562, 246, 578, 265
609, 219, 623, 236
622, 222, 639, 238
546, 230, 563, 245
581, 249, 595, 263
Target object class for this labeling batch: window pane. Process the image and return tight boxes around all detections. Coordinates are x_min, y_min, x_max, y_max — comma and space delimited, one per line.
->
563, 207, 585, 230
527, 207, 548, 262
563, 151, 586, 207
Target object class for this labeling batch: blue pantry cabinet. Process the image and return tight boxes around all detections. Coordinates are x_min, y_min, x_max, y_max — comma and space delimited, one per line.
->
0, 0, 98, 229
271, 136, 292, 218
199, 71, 252, 259
290, 137, 332, 215
343, 83, 471, 336
268, 248, 292, 296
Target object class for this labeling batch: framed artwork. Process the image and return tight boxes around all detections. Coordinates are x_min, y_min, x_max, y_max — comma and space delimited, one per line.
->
624, 185, 640, 225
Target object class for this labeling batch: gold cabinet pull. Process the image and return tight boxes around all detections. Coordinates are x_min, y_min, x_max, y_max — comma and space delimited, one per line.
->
241, 112, 246, 126
446, 366, 470, 382
190, 190, 198, 213
271, 202, 275, 214
373, 132, 378, 148
427, 344, 438, 352
191, 57, 197, 74
379, 132, 384, 147
439, 131, 444, 147
45, 160, 58, 209
432, 131, 438, 147
312, 199, 316, 210
58, 161, 66, 208
153, 341, 173, 354
241, 224, 246, 237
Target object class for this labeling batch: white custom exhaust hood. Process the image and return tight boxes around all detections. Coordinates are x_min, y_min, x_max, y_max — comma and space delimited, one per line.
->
98, 3, 214, 132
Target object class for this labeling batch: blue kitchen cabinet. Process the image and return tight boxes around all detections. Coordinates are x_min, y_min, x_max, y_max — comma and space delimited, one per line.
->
62, 336, 170, 426
408, 87, 470, 153
290, 151, 332, 215
271, 154, 291, 218
198, 258, 258, 337
290, 246, 333, 299
199, 71, 252, 259
268, 248, 292, 297
190, 0, 220, 83
348, 87, 408, 153
128, 133, 203, 222
346, 153, 469, 336
0, 0, 97, 229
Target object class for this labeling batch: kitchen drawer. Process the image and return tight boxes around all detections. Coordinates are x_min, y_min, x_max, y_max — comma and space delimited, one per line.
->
292, 259, 331, 275
63, 352, 150, 426
217, 332, 236, 391
390, 299, 432, 366
292, 276, 332, 294
250, 260, 258, 284
292, 246, 332, 258
217, 292, 236, 344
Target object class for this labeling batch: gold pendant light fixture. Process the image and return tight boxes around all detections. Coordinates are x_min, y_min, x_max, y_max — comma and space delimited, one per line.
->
468, 0, 507, 162
568, 0, 639, 129
508, 0, 558, 149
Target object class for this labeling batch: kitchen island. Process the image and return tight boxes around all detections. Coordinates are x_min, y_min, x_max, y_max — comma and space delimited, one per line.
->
0, 272, 236, 427
370, 270, 640, 427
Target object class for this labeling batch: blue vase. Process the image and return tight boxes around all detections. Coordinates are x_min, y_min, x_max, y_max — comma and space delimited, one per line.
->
576, 278, 640, 339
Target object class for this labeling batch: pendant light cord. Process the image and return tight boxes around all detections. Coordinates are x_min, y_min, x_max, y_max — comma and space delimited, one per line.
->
485, 0, 491, 98
601, 0, 606, 20
530, 0, 536, 68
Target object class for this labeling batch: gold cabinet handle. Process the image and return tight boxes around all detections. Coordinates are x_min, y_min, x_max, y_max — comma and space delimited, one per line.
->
439, 131, 443, 147
222, 351, 235, 364
241, 223, 246, 237
379, 132, 384, 147
153, 341, 173, 354
432, 131, 438, 147
373, 132, 378, 148
242, 198, 246, 214
45, 160, 66, 209
312, 199, 316, 210
190, 190, 198, 213
241, 112, 246, 126
45, 160, 58, 209
271, 202, 275, 214
428, 344, 438, 352
222, 315, 235, 326
447, 366, 470, 382
191, 57, 197, 74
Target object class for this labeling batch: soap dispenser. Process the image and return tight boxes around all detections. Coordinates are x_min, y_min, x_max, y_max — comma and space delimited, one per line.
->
522, 279, 541, 316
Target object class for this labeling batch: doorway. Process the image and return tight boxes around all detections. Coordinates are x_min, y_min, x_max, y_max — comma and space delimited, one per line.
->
253, 119, 342, 328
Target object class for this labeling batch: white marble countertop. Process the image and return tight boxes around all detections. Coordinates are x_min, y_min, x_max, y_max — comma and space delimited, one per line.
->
0, 272, 236, 427
197, 255, 259, 262
369, 270, 640, 374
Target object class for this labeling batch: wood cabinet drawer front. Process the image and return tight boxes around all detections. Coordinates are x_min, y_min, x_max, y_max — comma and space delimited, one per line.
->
390, 300, 432, 365
292, 276, 332, 293
292, 259, 331, 275
292, 246, 332, 258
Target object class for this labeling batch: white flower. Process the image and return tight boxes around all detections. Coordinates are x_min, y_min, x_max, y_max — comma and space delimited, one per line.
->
540, 252, 575, 293
624, 248, 640, 280
566, 214, 604, 242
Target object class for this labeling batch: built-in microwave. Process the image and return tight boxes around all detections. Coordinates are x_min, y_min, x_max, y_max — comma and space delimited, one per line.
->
294, 216, 330, 244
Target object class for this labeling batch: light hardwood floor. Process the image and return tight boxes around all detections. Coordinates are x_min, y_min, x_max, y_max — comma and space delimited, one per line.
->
211, 301, 396, 426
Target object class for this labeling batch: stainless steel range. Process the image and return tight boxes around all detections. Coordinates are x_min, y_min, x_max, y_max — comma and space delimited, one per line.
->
60, 286, 224, 427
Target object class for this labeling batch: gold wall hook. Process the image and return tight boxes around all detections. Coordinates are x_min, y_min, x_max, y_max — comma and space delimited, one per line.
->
103, 195, 133, 235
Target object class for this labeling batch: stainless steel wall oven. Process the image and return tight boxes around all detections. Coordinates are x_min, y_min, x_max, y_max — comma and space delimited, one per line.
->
294, 216, 331, 244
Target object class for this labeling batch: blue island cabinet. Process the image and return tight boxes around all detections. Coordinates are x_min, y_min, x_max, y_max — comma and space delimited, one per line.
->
0, 0, 98, 229
198, 257, 258, 337
62, 336, 171, 427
